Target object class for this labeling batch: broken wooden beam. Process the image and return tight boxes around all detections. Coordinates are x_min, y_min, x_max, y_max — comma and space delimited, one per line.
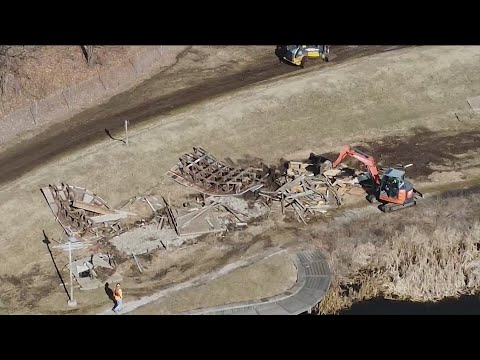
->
90, 213, 128, 224
285, 190, 315, 200
322, 175, 342, 206
276, 175, 305, 194
72, 201, 115, 215
162, 196, 179, 236
292, 202, 307, 225
145, 197, 156, 213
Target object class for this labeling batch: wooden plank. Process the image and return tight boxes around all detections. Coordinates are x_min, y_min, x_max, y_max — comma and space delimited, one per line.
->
276, 175, 305, 194
41, 188, 55, 204
162, 196, 179, 235
292, 203, 308, 225
58, 191, 67, 201
82, 193, 94, 204
157, 217, 164, 230
145, 197, 156, 213
285, 190, 315, 200
115, 210, 137, 216
259, 193, 274, 199
132, 253, 143, 273
90, 213, 128, 224
206, 217, 214, 229
322, 175, 342, 206
180, 229, 225, 236
322, 169, 342, 177
72, 201, 115, 215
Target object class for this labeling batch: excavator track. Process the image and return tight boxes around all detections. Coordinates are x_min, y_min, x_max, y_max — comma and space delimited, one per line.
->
379, 201, 416, 213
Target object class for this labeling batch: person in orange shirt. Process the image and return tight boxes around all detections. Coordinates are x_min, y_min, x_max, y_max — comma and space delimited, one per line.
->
113, 283, 123, 313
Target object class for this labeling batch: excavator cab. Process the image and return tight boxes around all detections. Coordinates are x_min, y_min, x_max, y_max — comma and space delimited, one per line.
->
282, 45, 330, 68
378, 168, 415, 212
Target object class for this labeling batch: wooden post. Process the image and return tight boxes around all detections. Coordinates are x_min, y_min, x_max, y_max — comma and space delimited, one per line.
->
124, 120, 128, 146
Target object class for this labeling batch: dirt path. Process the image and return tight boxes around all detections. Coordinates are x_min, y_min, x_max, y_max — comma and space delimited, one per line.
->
0, 46, 405, 186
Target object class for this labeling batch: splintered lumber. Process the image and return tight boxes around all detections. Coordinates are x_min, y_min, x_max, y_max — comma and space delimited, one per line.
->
322, 169, 342, 177
322, 175, 342, 206
285, 190, 315, 200
90, 213, 128, 224
259, 193, 276, 200
72, 201, 115, 215
276, 175, 305, 193
292, 202, 307, 225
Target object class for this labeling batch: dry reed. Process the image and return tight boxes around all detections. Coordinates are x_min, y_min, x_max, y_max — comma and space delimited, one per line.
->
313, 192, 480, 314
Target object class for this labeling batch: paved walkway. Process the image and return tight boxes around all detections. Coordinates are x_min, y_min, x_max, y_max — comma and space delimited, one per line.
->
179, 249, 331, 315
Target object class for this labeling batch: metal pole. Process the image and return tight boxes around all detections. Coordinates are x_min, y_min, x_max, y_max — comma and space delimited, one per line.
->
67, 240, 77, 307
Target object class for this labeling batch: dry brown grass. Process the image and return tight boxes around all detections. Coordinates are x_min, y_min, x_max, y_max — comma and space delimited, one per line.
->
312, 190, 480, 314
0, 46, 139, 117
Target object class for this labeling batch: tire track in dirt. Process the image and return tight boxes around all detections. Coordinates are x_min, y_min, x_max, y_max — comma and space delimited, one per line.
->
0, 46, 407, 186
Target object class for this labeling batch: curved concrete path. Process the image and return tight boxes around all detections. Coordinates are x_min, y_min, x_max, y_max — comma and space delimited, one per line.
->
179, 249, 331, 315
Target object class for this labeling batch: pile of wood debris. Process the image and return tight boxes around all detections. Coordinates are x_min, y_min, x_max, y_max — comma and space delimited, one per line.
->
258, 160, 368, 224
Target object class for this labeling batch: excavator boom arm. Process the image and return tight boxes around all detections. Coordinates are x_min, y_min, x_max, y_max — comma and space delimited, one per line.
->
332, 145, 381, 185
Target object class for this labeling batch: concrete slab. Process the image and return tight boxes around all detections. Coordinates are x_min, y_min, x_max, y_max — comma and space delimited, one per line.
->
277, 296, 311, 314
255, 302, 290, 315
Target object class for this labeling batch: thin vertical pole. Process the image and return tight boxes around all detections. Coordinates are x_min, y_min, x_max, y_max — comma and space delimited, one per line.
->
69, 241, 74, 302
124, 120, 128, 146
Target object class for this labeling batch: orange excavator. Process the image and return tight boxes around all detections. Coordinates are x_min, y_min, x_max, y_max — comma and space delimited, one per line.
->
331, 144, 423, 212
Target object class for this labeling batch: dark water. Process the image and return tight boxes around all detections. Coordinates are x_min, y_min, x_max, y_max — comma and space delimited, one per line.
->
338, 295, 480, 315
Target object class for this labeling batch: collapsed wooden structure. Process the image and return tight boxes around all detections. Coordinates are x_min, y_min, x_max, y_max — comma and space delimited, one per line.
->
41, 184, 135, 241
166, 147, 265, 196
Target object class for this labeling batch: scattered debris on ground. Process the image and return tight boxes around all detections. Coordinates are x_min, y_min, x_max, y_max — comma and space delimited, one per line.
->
39, 148, 374, 294
65, 253, 122, 290
111, 196, 270, 255
41, 148, 371, 257
258, 158, 367, 224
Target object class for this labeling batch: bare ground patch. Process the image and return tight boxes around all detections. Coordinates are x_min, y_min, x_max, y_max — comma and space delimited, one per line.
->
320, 128, 480, 179
130, 253, 297, 314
